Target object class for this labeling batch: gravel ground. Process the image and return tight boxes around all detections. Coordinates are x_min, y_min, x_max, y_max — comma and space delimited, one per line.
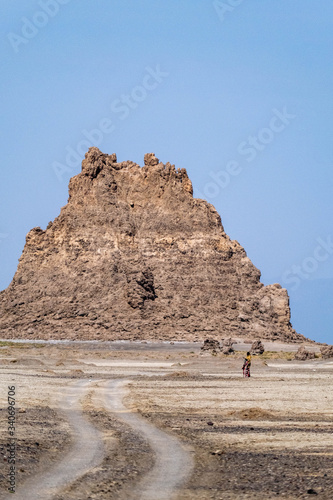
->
0, 341, 332, 499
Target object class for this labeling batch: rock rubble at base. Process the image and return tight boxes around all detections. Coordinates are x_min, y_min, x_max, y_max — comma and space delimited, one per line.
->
221, 338, 235, 355
294, 346, 316, 361
200, 339, 221, 354
320, 345, 333, 359
251, 340, 265, 355
200, 338, 237, 355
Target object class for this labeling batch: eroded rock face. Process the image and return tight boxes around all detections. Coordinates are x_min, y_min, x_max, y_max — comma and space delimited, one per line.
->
0, 148, 307, 341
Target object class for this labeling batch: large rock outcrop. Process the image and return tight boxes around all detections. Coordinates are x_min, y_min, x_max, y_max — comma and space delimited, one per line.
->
0, 148, 306, 341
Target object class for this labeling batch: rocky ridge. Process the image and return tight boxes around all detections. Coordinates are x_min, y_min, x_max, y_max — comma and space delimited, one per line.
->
0, 148, 307, 341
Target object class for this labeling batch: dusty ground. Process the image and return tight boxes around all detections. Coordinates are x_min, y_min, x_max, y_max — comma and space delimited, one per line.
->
0, 339, 332, 499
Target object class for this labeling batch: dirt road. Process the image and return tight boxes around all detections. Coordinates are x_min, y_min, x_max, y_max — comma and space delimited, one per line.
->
104, 379, 194, 500
7, 380, 104, 500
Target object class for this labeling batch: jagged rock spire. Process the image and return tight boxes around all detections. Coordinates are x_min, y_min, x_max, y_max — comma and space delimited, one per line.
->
0, 149, 305, 342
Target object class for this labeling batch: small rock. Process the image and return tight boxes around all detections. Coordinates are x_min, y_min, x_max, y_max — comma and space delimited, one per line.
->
251, 339, 265, 354
221, 338, 235, 355
320, 345, 333, 359
201, 339, 220, 354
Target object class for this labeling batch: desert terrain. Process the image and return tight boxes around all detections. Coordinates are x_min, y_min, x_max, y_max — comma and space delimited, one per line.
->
0, 339, 332, 499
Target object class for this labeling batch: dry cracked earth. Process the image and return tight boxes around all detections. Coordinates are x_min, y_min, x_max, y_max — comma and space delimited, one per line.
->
0, 340, 332, 499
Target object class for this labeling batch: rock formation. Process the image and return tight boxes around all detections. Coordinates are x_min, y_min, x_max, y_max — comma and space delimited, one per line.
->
251, 340, 265, 355
320, 345, 333, 359
294, 346, 315, 361
221, 338, 235, 355
200, 339, 221, 354
0, 148, 307, 341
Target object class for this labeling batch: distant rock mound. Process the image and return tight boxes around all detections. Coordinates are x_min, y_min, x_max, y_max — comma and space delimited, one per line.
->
0, 148, 308, 341
294, 346, 315, 361
201, 339, 221, 354
251, 340, 265, 355
221, 338, 235, 355
320, 345, 333, 359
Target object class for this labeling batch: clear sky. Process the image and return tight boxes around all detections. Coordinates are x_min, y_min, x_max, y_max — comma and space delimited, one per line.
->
1, 1, 332, 343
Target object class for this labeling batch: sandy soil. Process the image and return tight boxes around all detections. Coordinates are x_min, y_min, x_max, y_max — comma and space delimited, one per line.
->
0, 340, 332, 499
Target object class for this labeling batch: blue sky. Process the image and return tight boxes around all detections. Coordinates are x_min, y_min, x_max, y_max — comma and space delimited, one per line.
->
1, 0, 332, 343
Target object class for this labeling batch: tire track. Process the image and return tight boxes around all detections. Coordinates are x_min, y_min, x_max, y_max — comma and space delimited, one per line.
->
9, 380, 104, 500
104, 379, 194, 500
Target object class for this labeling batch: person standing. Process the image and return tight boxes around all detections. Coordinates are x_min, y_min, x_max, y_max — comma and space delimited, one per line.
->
242, 351, 251, 377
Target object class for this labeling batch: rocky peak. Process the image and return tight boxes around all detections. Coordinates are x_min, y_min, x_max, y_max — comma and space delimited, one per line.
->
0, 148, 307, 342
68, 147, 194, 206
144, 152, 159, 167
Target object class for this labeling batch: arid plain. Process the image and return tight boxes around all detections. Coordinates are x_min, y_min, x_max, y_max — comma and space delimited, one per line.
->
0, 340, 332, 499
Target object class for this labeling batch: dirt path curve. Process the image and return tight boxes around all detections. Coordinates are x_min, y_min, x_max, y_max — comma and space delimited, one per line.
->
104, 379, 194, 500
8, 380, 104, 500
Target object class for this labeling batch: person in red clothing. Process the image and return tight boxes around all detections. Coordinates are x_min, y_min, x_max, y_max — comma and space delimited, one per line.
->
242, 352, 251, 377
